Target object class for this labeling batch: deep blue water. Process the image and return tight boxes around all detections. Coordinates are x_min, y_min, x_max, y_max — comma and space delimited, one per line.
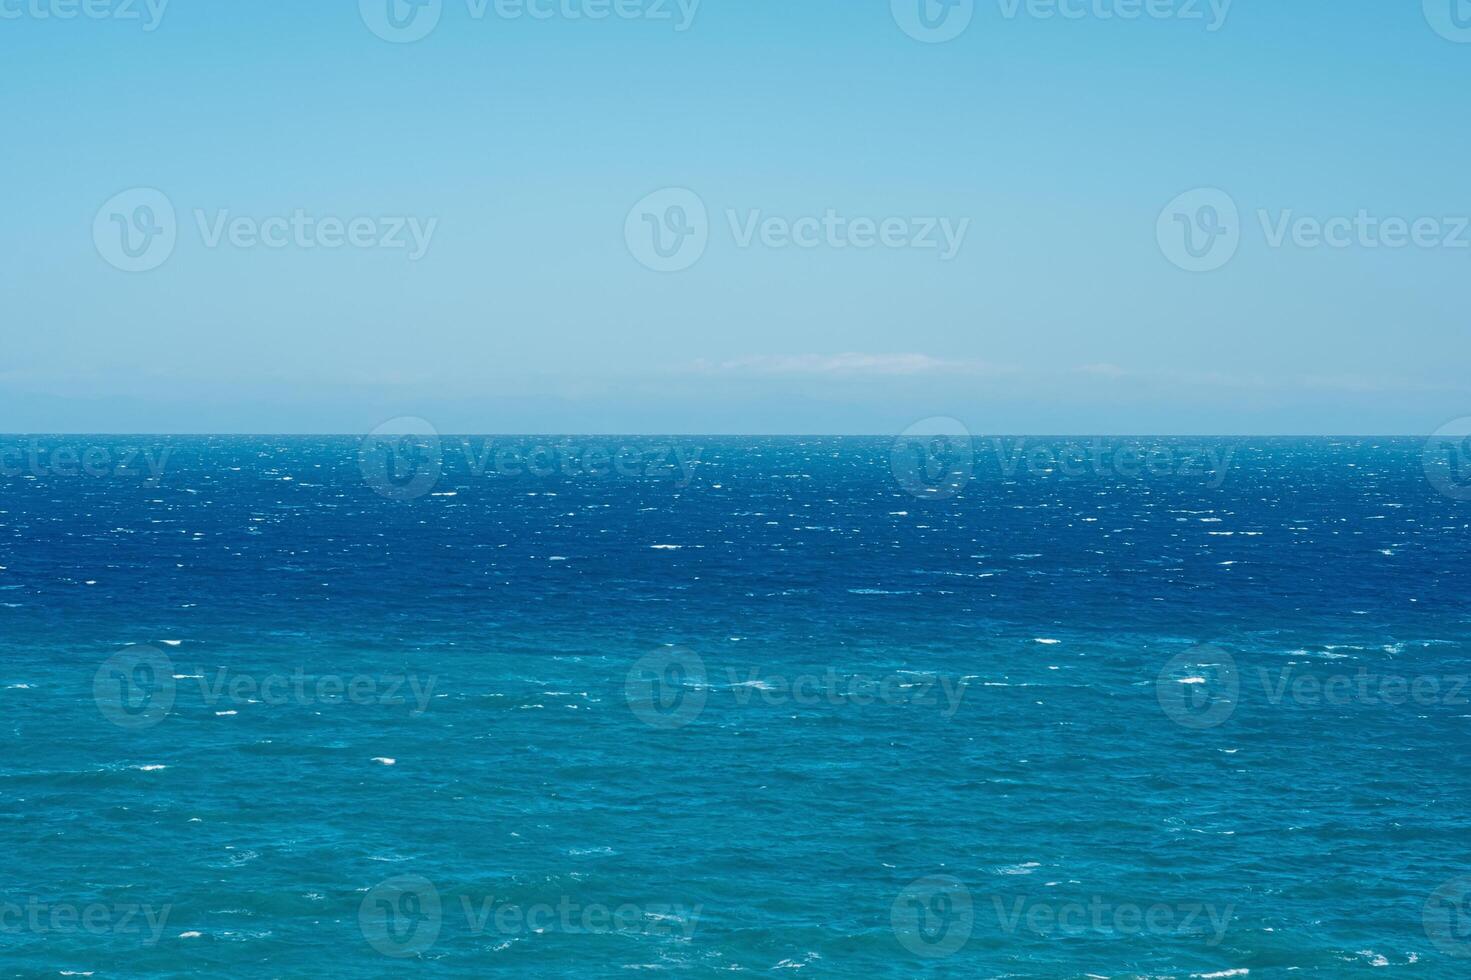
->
2, 435, 1470, 976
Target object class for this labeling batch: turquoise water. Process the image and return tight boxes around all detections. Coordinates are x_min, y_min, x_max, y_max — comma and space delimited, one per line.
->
2, 436, 1469, 976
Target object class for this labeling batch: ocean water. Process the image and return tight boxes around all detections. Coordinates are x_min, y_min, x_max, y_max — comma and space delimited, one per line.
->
2, 434, 1470, 976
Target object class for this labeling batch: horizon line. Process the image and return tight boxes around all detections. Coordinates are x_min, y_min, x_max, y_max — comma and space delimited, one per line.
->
0, 432, 1449, 440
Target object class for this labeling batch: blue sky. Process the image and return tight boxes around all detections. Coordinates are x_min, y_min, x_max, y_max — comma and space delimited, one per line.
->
2, 0, 1468, 433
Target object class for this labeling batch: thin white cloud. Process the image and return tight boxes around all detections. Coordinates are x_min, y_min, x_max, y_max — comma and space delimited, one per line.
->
697, 353, 1004, 377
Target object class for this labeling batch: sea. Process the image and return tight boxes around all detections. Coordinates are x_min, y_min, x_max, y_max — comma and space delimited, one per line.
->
1, 434, 1469, 976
